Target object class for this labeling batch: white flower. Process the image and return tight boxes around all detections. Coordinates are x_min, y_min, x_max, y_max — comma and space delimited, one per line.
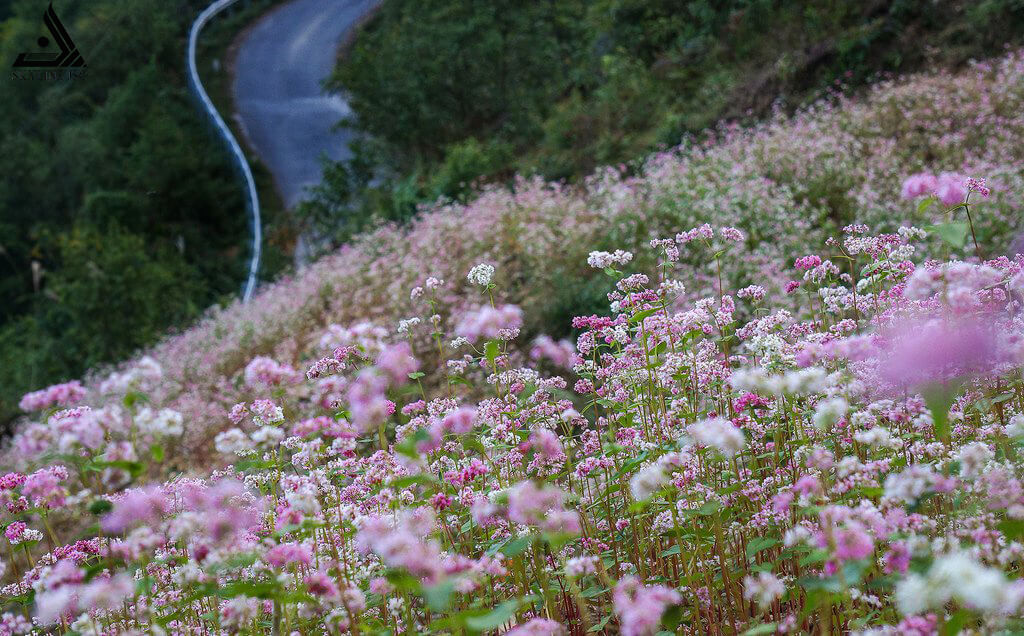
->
586, 250, 633, 269
565, 556, 598, 577
854, 427, 896, 449
894, 573, 930, 615
135, 407, 184, 437
884, 465, 937, 504
71, 614, 102, 636
10, 528, 42, 545
688, 417, 745, 458
467, 263, 495, 286
743, 572, 785, 608
957, 442, 994, 479
251, 426, 284, 446
1006, 414, 1024, 438
397, 317, 421, 334
896, 552, 1008, 615
812, 397, 848, 430
629, 451, 686, 500
214, 428, 254, 455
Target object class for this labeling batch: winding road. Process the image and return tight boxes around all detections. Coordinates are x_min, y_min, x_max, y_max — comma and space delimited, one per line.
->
232, 0, 378, 212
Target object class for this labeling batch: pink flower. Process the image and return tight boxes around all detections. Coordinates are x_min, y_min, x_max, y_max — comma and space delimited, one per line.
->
794, 255, 822, 271
19, 381, 86, 412
455, 304, 523, 341
900, 173, 937, 199
101, 486, 169, 533
5, 522, 26, 543
347, 370, 391, 433
833, 523, 874, 561
720, 226, 744, 242
966, 176, 991, 197
771, 491, 794, 515
934, 172, 968, 206
506, 618, 567, 636
355, 512, 443, 582
266, 542, 312, 568
441, 407, 476, 435
430, 493, 453, 510
228, 402, 249, 424
250, 398, 284, 424
793, 474, 821, 497
530, 335, 576, 368
368, 577, 392, 595
676, 224, 713, 244
305, 571, 339, 599
508, 481, 579, 534
883, 541, 911, 574
528, 428, 565, 461
376, 342, 419, 385
243, 356, 297, 387
613, 576, 681, 636
22, 466, 69, 509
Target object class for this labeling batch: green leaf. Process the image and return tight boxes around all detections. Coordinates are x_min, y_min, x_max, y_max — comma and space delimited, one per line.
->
395, 428, 431, 459
660, 544, 681, 557
660, 604, 684, 631
150, 444, 165, 463
89, 499, 113, 515
999, 518, 1024, 540
500, 535, 532, 557
588, 613, 612, 632
465, 599, 520, 631
745, 537, 779, 558
743, 624, 779, 636
461, 435, 488, 455
408, 371, 425, 380
697, 500, 721, 516
940, 609, 974, 636
385, 569, 423, 594
922, 380, 963, 445
92, 459, 145, 478
916, 196, 936, 214
423, 578, 456, 612
484, 341, 500, 366
216, 580, 281, 599
931, 222, 969, 249
629, 308, 658, 324
389, 474, 436, 490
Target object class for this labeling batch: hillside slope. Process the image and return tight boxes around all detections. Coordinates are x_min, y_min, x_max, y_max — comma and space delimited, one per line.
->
9, 50, 1024, 465
4, 49, 1024, 636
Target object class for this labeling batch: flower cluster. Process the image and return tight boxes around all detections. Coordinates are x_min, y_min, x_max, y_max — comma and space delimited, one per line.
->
3, 214, 1024, 634
4, 49, 1024, 635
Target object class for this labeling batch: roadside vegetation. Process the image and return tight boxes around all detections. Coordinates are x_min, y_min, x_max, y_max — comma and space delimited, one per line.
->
302, 0, 1024, 243
0, 0, 287, 429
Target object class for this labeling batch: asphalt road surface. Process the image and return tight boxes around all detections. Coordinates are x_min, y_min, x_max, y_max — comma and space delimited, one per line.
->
233, 0, 378, 210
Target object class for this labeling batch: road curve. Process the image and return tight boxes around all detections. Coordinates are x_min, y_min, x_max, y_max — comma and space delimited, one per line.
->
232, 0, 378, 210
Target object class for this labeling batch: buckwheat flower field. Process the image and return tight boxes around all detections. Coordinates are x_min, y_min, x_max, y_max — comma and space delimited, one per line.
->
4, 53, 1024, 635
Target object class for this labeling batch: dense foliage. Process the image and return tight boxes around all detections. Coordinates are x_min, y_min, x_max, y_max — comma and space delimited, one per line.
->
0, 0, 276, 428
1, 50, 1023, 634
5, 188, 1024, 634
304, 0, 1024, 242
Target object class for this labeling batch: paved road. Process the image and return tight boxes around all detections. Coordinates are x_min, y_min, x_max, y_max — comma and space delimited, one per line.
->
233, 0, 378, 211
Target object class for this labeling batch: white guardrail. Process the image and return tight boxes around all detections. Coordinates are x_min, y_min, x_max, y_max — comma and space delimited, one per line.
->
187, 0, 261, 303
